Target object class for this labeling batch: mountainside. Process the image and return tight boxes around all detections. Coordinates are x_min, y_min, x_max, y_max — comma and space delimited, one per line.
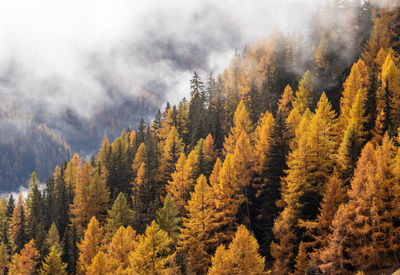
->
2, 1, 400, 274
0, 102, 71, 191
0, 92, 159, 192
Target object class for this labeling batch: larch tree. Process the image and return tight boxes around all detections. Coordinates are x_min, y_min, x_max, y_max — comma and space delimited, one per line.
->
156, 194, 180, 245
180, 175, 216, 275
318, 138, 399, 272
77, 216, 104, 275
9, 239, 40, 275
336, 125, 362, 185
292, 71, 313, 115
336, 58, 369, 139
0, 242, 8, 275
86, 252, 110, 275
377, 52, 400, 136
105, 192, 134, 238
166, 150, 199, 216
207, 246, 229, 275
158, 107, 176, 148
292, 242, 309, 275
97, 135, 110, 169
301, 170, 346, 252
45, 223, 61, 253
70, 162, 109, 236
253, 111, 274, 176
212, 154, 242, 247
271, 207, 298, 275
9, 194, 27, 253
223, 100, 253, 154
209, 158, 222, 189
40, 245, 67, 275
202, 134, 217, 177
0, 197, 9, 248
344, 139, 394, 270
183, 149, 199, 186
316, 204, 353, 275
277, 84, 294, 118
128, 221, 173, 275
106, 226, 136, 272
284, 93, 336, 221
232, 130, 255, 227
208, 225, 265, 275
166, 153, 187, 214
286, 107, 302, 142
132, 142, 146, 175
131, 162, 152, 233
158, 127, 184, 185
64, 154, 81, 196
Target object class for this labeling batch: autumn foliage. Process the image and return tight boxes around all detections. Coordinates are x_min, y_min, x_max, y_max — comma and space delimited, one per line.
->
2, 2, 400, 274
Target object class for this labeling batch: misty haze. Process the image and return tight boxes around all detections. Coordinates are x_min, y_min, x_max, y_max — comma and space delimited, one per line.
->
1, 0, 400, 274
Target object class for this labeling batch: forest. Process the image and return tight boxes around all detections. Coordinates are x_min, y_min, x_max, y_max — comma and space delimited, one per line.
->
1, 0, 400, 274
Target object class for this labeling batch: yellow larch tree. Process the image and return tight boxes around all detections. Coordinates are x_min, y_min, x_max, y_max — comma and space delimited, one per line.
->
40, 245, 67, 275
277, 85, 294, 118
203, 134, 217, 176
180, 175, 216, 275
64, 153, 81, 191
77, 216, 104, 275
292, 70, 313, 115
71, 161, 109, 235
9, 239, 40, 275
318, 137, 399, 272
284, 93, 336, 220
212, 154, 242, 246
0, 242, 8, 275
158, 108, 175, 148
336, 58, 369, 139
208, 225, 265, 275
300, 170, 345, 252
377, 52, 400, 135
9, 194, 26, 254
166, 153, 187, 214
232, 130, 255, 226
106, 226, 137, 272
208, 158, 222, 189
128, 221, 173, 275
223, 100, 253, 154
86, 252, 111, 275
97, 135, 110, 169
132, 142, 146, 174
105, 192, 134, 238
253, 111, 274, 176
166, 150, 198, 215
158, 127, 184, 184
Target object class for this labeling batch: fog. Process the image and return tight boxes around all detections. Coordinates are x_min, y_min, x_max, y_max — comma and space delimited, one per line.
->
0, 0, 324, 119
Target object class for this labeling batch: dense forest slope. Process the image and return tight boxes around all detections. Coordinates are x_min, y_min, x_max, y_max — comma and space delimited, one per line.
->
0, 102, 71, 191
1, 0, 400, 274
0, 93, 158, 192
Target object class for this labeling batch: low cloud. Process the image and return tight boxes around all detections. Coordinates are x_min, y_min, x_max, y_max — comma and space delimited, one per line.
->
0, 0, 324, 119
